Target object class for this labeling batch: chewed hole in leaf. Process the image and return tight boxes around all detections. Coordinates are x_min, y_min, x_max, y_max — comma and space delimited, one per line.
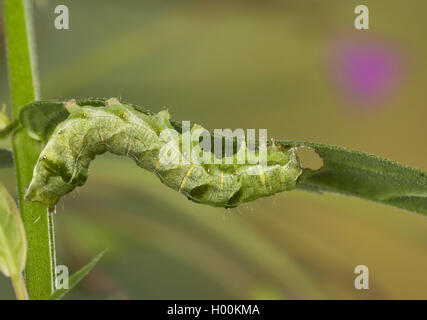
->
296, 147, 323, 171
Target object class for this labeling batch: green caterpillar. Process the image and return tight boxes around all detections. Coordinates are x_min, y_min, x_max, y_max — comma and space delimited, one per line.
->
25, 98, 302, 208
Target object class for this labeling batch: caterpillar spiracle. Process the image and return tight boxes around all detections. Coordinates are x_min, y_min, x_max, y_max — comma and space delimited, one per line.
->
24, 98, 302, 208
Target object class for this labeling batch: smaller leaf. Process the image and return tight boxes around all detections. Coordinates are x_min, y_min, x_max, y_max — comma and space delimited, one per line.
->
0, 183, 27, 277
0, 121, 20, 139
0, 149, 14, 168
49, 249, 108, 300
19, 101, 69, 142
0, 106, 10, 130
0, 106, 19, 140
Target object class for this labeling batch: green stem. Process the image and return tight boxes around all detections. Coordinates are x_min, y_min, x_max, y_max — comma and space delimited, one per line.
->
3, 0, 54, 299
11, 273, 29, 300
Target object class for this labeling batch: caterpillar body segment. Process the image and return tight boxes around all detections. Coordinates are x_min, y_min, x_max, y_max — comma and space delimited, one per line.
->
25, 98, 302, 208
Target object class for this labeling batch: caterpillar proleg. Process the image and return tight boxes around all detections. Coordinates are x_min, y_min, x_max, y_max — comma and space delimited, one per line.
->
25, 98, 302, 208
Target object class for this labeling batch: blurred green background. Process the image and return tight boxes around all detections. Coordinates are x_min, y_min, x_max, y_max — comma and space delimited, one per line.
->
1, 0, 427, 299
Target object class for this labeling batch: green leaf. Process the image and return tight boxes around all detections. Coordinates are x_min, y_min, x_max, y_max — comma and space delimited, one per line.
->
0, 105, 20, 139
0, 183, 27, 277
49, 249, 107, 300
0, 105, 10, 130
277, 141, 427, 215
19, 101, 69, 142
0, 121, 20, 140
0, 149, 14, 168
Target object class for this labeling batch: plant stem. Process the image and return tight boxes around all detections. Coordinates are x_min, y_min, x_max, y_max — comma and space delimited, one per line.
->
11, 273, 29, 300
3, 0, 55, 299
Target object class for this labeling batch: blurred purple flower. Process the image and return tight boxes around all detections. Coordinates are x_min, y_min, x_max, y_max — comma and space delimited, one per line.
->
329, 36, 404, 109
